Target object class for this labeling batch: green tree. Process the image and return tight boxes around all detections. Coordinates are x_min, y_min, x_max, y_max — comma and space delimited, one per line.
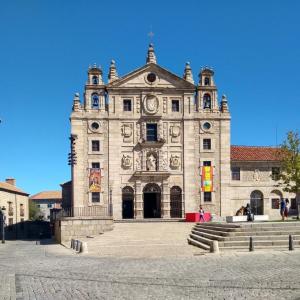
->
29, 201, 43, 220
276, 131, 300, 219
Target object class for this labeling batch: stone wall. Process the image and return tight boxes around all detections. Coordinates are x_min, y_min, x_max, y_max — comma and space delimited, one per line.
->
54, 216, 114, 244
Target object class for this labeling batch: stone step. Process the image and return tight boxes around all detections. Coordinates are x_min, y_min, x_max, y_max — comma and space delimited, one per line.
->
192, 226, 231, 237
194, 225, 240, 232
196, 223, 241, 229
225, 234, 300, 241
187, 237, 210, 251
218, 239, 300, 247
191, 229, 226, 241
232, 230, 300, 236
219, 245, 300, 251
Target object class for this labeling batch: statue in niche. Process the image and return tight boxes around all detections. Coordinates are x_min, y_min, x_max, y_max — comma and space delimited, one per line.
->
253, 169, 261, 181
146, 154, 157, 171
135, 156, 141, 171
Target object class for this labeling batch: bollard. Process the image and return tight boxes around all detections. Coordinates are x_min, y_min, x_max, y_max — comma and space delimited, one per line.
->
80, 242, 88, 254
249, 237, 254, 252
210, 240, 219, 253
289, 235, 294, 251
70, 239, 74, 249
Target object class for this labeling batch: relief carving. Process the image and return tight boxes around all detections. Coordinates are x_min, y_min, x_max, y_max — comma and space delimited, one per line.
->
146, 153, 157, 171
122, 154, 132, 169
253, 169, 261, 181
163, 97, 167, 113
170, 154, 181, 170
143, 94, 159, 115
121, 124, 132, 137
170, 124, 181, 143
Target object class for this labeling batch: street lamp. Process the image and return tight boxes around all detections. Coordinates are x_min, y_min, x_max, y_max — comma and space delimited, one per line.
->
0, 206, 6, 244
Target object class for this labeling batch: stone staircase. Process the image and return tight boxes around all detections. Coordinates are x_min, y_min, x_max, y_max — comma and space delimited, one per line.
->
187, 222, 300, 252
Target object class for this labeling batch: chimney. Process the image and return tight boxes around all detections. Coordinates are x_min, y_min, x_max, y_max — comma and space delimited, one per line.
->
6, 178, 16, 186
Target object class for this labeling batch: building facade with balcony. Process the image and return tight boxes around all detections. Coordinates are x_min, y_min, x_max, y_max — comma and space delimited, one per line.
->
0, 178, 29, 233
69, 44, 295, 221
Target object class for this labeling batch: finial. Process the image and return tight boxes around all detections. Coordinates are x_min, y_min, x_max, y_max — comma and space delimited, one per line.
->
73, 93, 81, 111
220, 94, 229, 113
108, 59, 118, 83
183, 61, 194, 84
146, 43, 157, 64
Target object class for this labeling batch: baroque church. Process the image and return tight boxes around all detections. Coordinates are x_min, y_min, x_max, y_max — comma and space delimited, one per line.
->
69, 44, 296, 220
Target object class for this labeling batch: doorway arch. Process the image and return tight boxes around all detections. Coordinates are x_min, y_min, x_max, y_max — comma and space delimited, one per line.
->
122, 186, 134, 219
250, 190, 264, 215
170, 186, 182, 218
143, 183, 161, 218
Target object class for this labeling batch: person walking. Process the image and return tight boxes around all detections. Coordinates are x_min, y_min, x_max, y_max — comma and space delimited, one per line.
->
280, 198, 286, 221
199, 206, 205, 222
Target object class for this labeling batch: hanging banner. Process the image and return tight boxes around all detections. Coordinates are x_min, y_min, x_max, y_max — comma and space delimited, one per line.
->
89, 168, 101, 192
201, 166, 213, 192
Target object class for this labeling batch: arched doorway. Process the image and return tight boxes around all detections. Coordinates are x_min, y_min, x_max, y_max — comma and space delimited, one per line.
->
170, 186, 182, 218
250, 190, 264, 215
143, 183, 161, 218
122, 186, 134, 219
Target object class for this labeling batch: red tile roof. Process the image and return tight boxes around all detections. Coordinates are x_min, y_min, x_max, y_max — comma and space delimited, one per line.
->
0, 181, 29, 196
30, 191, 62, 201
231, 145, 282, 161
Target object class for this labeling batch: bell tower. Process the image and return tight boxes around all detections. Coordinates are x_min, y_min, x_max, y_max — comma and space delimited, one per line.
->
197, 67, 219, 111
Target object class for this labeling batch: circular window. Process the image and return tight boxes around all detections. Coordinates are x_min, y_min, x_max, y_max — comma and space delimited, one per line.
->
91, 122, 99, 130
147, 73, 156, 83
203, 122, 211, 130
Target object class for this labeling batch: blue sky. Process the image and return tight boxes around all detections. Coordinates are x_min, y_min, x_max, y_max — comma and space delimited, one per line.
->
0, 0, 299, 194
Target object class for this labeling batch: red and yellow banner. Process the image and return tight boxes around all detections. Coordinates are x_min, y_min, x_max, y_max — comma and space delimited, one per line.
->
89, 168, 101, 192
201, 166, 213, 192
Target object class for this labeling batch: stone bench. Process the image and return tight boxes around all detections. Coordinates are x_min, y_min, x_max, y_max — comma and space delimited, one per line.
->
226, 215, 269, 223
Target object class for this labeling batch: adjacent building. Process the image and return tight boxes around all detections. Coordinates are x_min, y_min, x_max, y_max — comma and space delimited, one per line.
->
69, 44, 295, 221
30, 191, 62, 220
0, 178, 29, 237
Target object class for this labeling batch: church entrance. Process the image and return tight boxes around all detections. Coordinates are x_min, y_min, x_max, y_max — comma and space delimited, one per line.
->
143, 183, 161, 218
122, 186, 134, 219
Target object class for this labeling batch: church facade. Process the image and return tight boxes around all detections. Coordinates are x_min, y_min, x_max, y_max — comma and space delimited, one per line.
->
69, 44, 296, 220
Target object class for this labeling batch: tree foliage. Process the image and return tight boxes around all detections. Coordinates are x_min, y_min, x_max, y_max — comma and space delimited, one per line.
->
29, 201, 43, 221
276, 131, 300, 194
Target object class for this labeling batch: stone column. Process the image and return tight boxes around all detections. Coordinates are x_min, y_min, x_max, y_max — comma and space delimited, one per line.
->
135, 180, 143, 219
162, 180, 170, 218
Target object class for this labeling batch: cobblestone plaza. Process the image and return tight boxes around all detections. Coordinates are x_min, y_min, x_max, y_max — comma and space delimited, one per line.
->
1, 235, 300, 299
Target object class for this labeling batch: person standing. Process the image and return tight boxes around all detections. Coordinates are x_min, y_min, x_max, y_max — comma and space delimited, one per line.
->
280, 198, 286, 221
199, 206, 205, 222
245, 203, 253, 222
284, 199, 290, 219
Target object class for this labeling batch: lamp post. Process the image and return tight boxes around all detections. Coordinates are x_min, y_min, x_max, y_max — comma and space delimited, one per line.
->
0, 206, 6, 244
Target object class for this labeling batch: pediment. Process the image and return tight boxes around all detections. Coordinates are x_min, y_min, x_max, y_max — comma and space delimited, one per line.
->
107, 63, 195, 90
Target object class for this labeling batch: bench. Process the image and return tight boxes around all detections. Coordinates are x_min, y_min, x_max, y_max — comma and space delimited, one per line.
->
226, 215, 269, 223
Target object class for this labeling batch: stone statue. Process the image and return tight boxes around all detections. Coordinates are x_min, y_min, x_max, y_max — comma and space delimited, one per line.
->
146, 154, 157, 171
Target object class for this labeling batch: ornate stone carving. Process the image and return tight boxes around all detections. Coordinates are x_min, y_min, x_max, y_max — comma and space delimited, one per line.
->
136, 123, 140, 142
170, 124, 181, 143
163, 97, 167, 113
170, 154, 181, 169
122, 155, 132, 169
136, 97, 140, 113
143, 94, 158, 115
146, 154, 157, 171
121, 124, 132, 138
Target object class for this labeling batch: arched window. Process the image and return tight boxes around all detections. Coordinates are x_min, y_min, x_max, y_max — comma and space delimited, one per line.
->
250, 190, 264, 215
204, 77, 210, 86
170, 186, 182, 218
91, 93, 99, 109
92, 75, 99, 85
203, 94, 211, 109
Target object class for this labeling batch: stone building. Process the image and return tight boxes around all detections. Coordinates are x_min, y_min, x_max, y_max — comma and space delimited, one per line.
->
0, 178, 29, 237
69, 44, 295, 221
30, 191, 62, 221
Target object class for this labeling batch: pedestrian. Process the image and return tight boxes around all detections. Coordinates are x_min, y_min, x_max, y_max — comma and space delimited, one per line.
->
199, 206, 205, 222
245, 203, 253, 222
284, 199, 289, 219
280, 198, 286, 221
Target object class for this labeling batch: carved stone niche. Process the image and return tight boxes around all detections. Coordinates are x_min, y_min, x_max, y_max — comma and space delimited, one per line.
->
170, 154, 181, 170
146, 152, 157, 171
121, 123, 133, 143
122, 154, 132, 169
169, 123, 181, 143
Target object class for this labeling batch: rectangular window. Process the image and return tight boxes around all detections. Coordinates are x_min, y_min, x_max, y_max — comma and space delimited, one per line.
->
291, 198, 297, 209
47, 203, 52, 208
123, 99, 132, 111
203, 161, 211, 166
171, 100, 180, 112
146, 124, 157, 141
37, 204, 40, 208
271, 198, 280, 209
92, 140, 100, 152
92, 192, 100, 203
231, 167, 241, 181
92, 162, 100, 169
204, 192, 212, 202
203, 139, 211, 150
272, 167, 280, 180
